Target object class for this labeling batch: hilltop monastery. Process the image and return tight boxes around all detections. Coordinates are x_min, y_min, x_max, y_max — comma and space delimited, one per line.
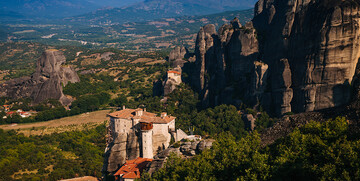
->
107, 107, 176, 159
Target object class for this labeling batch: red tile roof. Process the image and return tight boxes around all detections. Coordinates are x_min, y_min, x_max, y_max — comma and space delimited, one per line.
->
167, 71, 181, 75
6, 111, 16, 115
108, 109, 175, 124
114, 157, 153, 179
122, 172, 139, 179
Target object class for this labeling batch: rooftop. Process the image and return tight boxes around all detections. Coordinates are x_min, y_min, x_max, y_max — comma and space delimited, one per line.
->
114, 157, 153, 179
167, 70, 181, 75
46, 49, 59, 52
108, 108, 175, 124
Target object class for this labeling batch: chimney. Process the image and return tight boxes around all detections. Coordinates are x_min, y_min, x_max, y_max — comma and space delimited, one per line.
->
143, 108, 146, 112
161, 112, 167, 118
123, 105, 126, 110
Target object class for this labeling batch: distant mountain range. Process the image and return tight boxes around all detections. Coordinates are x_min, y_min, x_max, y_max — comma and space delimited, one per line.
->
0, 0, 143, 18
68, 0, 258, 25
0, 0, 258, 23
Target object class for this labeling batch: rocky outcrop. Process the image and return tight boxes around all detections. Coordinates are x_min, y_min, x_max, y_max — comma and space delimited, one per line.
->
163, 67, 182, 96
243, 114, 256, 131
102, 131, 140, 173
0, 50, 80, 105
100, 52, 114, 61
190, 18, 266, 108
169, 46, 189, 61
168, 46, 193, 68
154, 46, 192, 97
189, 0, 360, 116
144, 139, 215, 175
252, 0, 360, 115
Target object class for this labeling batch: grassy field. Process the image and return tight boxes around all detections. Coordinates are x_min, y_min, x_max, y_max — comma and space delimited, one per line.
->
0, 110, 110, 136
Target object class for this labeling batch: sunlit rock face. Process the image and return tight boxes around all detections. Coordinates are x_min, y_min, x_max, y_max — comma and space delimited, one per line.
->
0, 50, 80, 105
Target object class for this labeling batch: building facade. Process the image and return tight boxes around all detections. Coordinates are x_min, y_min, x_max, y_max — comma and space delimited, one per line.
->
108, 108, 176, 159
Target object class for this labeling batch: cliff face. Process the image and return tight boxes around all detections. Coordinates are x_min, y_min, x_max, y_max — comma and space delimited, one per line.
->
103, 131, 140, 173
191, 0, 360, 116
0, 50, 80, 105
191, 18, 266, 108
254, 0, 360, 114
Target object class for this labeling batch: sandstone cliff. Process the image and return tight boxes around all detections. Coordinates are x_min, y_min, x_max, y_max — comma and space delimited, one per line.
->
0, 50, 80, 105
191, 18, 266, 108
253, 0, 360, 115
102, 131, 140, 173
190, 0, 360, 116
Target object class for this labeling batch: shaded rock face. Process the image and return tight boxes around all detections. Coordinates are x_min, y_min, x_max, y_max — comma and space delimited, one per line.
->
102, 131, 140, 173
0, 50, 80, 105
190, 0, 360, 116
169, 46, 190, 61
191, 19, 266, 108
253, 0, 360, 115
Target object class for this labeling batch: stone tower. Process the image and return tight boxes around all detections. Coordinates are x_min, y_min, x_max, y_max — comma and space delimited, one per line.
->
141, 122, 154, 159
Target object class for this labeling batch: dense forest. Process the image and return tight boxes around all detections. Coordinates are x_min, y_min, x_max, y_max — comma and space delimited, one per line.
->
148, 117, 360, 180
0, 124, 106, 180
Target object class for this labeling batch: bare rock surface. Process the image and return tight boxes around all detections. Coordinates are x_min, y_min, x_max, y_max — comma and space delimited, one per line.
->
0, 50, 80, 105
189, 0, 360, 116
169, 46, 190, 61
100, 52, 114, 61
190, 19, 264, 108
102, 131, 140, 173
253, 0, 360, 115
144, 139, 215, 175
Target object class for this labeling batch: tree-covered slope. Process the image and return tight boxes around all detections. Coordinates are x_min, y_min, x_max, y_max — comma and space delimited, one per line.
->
151, 117, 360, 180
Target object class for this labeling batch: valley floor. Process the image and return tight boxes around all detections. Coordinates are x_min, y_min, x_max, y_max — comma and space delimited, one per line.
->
0, 110, 110, 136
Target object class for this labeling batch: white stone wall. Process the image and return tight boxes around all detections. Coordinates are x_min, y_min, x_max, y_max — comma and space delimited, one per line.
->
168, 73, 182, 84
168, 120, 175, 132
111, 115, 176, 158
176, 129, 188, 142
141, 130, 153, 159
114, 118, 132, 134
152, 120, 175, 149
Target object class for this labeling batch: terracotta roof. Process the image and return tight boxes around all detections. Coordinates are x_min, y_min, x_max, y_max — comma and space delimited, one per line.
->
114, 157, 153, 179
60, 176, 98, 181
6, 111, 16, 115
167, 71, 181, 75
122, 172, 139, 179
108, 109, 175, 124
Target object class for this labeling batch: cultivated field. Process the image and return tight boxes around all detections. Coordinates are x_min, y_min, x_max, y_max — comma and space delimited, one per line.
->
0, 110, 110, 136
